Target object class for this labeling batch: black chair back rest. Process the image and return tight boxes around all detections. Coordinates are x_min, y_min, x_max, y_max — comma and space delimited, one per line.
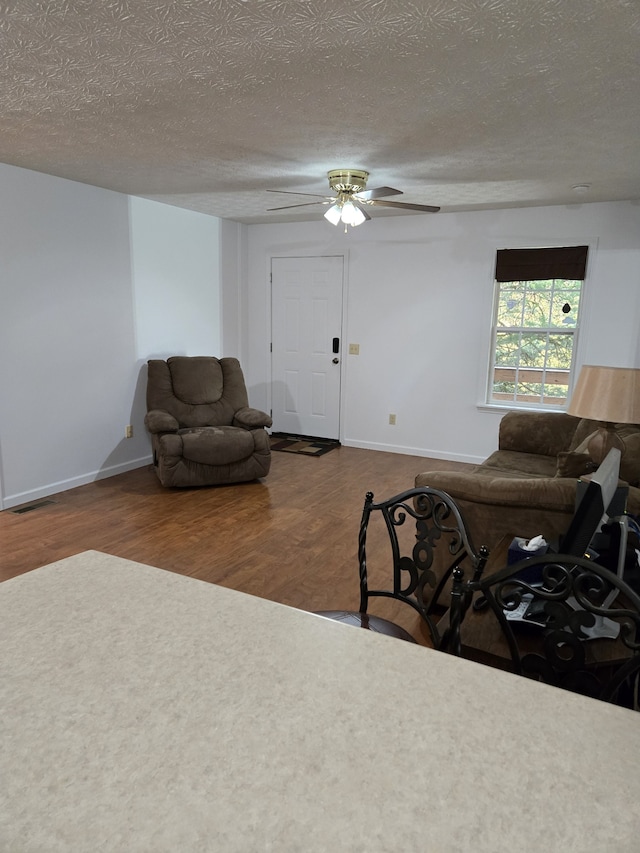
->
452, 554, 640, 708
358, 487, 488, 649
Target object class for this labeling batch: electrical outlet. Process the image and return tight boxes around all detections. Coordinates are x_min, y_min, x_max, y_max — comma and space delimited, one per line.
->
125, 425, 133, 438
348, 343, 360, 355
388, 414, 396, 425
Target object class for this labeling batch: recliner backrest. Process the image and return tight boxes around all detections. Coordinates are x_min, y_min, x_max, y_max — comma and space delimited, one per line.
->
147, 357, 249, 428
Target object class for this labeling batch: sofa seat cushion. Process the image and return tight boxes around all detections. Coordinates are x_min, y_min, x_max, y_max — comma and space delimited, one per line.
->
176, 426, 255, 465
480, 450, 558, 478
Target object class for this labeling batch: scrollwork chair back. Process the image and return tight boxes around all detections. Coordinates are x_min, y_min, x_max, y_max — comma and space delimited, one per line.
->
358, 487, 489, 648
451, 554, 640, 708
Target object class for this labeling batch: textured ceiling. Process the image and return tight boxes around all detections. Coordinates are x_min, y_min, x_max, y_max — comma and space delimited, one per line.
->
1, 0, 639, 224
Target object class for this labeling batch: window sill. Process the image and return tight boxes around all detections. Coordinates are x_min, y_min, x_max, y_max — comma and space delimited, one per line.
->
477, 403, 569, 415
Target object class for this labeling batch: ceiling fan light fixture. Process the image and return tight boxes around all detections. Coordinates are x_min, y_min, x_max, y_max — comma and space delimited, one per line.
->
269, 168, 440, 225
327, 168, 369, 194
341, 200, 366, 226
324, 203, 343, 226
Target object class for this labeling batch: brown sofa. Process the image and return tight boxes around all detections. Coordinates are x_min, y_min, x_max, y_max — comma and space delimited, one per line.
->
415, 411, 640, 556
145, 356, 272, 488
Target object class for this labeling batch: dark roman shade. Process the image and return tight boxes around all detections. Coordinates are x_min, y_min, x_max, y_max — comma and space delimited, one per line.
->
495, 246, 588, 282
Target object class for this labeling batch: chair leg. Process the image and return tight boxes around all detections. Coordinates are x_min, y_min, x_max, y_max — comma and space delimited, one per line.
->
443, 567, 466, 656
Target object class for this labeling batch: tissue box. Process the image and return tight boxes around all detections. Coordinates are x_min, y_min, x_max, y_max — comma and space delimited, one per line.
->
507, 537, 549, 584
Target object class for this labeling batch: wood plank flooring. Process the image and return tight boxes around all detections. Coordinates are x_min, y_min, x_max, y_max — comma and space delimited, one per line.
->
0, 446, 472, 645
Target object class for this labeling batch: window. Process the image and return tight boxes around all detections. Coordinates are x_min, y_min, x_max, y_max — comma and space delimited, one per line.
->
488, 246, 588, 408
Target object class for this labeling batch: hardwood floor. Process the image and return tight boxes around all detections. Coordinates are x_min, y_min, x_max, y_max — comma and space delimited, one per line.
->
0, 446, 472, 645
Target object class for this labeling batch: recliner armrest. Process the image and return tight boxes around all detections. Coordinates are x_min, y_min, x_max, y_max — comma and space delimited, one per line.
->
145, 410, 179, 434
233, 407, 273, 430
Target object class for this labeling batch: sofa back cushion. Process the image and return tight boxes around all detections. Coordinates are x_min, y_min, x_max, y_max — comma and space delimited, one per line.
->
499, 411, 579, 457
568, 418, 604, 452
619, 426, 640, 487
568, 419, 640, 487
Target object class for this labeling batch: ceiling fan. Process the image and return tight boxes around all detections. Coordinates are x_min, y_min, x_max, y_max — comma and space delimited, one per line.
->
267, 169, 440, 230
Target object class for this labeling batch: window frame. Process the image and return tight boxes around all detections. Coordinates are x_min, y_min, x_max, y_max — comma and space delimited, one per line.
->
484, 246, 589, 412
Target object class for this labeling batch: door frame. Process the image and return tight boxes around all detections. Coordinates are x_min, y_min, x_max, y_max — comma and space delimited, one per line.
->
268, 252, 349, 441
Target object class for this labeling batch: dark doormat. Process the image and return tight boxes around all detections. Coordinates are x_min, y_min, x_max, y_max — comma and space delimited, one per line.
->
269, 432, 340, 457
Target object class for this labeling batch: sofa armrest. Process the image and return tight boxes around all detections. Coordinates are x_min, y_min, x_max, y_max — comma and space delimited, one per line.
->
415, 470, 577, 512
145, 410, 179, 434
233, 407, 273, 430
498, 411, 579, 456
415, 469, 580, 554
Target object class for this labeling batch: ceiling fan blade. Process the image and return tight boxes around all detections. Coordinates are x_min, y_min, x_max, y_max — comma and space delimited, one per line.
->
266, 190, 332, 199
267, 201, 329, 211
370, 199, 441, 213
355, 186, 403, 200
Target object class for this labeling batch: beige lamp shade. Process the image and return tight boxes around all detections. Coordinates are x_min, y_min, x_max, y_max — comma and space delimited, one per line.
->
568, 366, 640, 423
567, 365, 640, 465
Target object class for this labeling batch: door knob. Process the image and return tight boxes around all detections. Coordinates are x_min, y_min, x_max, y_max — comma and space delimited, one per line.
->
332, 357, 339, 364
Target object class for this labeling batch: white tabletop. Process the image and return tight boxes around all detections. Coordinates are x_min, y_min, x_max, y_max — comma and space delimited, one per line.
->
2, 550, 639, 852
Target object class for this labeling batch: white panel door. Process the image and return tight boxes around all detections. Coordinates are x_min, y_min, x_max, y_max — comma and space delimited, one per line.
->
271, 256, 344, 439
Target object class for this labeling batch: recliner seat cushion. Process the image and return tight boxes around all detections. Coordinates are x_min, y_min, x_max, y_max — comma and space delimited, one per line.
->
177, 426, 255, 466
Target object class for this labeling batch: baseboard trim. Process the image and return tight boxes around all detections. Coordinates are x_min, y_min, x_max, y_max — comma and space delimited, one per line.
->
0, 443, 481, 510
1, 455, 153, 511
340, 439, 483, 466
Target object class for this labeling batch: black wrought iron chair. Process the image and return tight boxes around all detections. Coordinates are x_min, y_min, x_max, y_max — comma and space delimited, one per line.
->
449, 553, 640, 708
317, 487, 489, 648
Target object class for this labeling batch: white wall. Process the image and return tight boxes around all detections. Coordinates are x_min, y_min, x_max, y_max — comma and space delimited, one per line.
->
0, 166, 223, 509
219, 218, 246, 359
130, 196, 222, 360
244, 201, 640, 465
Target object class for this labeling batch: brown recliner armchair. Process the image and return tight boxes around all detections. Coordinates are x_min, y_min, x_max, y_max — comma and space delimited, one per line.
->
145, 356, 272, 488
